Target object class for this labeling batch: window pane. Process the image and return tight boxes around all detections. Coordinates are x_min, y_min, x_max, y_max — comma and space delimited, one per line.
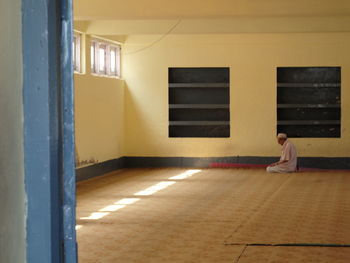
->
110, 49, 116, 73
73, 34, 81, 72
99, 46, 106, 72
72, 41, 75, 69
91, 45, 95, 71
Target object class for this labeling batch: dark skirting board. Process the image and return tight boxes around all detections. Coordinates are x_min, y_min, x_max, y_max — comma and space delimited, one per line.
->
76, 156, 350, 181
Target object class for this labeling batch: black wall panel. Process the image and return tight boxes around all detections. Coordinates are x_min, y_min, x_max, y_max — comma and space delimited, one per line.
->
169, 67, 230, 137
277, 67, 341, 138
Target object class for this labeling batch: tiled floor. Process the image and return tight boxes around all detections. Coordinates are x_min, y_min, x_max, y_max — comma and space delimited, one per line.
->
76, 168, 350, 262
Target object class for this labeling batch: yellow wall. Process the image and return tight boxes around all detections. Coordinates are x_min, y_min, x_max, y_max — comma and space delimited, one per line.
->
82, 17, 350, 35
123, 33, 350, 158
74, 34, 125, 167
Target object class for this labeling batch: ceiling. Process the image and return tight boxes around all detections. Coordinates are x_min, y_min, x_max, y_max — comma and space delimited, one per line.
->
73, 0, 350, 35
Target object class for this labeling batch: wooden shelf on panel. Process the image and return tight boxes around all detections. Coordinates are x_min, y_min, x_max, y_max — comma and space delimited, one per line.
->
169, 104, 229, 109
277, 83, 340, 88
277, 104, 340, 109
169, 121, 230, 126
169, 83, 229, 88
277, 120, 340, 125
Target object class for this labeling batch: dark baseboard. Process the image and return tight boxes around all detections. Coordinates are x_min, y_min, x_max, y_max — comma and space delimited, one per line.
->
76, 157, 125, 181
297, 157, 350, 170
125, 156, 350, 170
124, 156, 278, 168
76, 156, 350, 181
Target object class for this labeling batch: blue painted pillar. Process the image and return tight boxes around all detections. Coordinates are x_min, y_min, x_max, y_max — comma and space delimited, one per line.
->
22, 0, 76, 262
60, 0, 78, 262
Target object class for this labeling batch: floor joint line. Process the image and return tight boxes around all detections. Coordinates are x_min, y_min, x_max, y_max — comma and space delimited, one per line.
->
227, 243, 350, 248
233, 245, 247, 263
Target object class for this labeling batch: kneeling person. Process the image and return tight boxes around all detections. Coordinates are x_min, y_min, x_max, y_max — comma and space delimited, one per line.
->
267, 133, 297, 173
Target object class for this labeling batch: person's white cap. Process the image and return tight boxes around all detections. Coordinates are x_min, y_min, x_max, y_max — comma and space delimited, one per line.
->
277, 133, 287, 139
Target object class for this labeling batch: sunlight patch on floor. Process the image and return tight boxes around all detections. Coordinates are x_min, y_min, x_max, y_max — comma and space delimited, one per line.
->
77, 169, 202, 227
168, 169, 201, 180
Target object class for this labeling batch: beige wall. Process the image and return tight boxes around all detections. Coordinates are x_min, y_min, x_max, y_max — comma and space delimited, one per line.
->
0, 0, 26, 262
74, 34, 125, 167
123, 33, 350, 158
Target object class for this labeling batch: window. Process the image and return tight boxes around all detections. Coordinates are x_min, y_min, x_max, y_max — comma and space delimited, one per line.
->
168, 67, 230, 137
277, 67, 341, 138
91, 39, 121, 77
73, 32, 81, 73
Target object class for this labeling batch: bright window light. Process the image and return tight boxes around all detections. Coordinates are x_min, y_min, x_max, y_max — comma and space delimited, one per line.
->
99, 45, 106, 73
72, 41, 75, 62
90, 45, 95, 71
168, 169, 201, 180
80, 212, 110, 220
110, 49, 116, 73
75, 225, 83, 230
134, 181, 176, 196
73, 32, 82, 73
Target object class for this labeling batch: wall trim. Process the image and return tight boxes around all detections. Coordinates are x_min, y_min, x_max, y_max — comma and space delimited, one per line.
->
76, 156, 350, 181
124, 156, 277, 168
125, 156, 350, 170
76, 157, 125, 181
